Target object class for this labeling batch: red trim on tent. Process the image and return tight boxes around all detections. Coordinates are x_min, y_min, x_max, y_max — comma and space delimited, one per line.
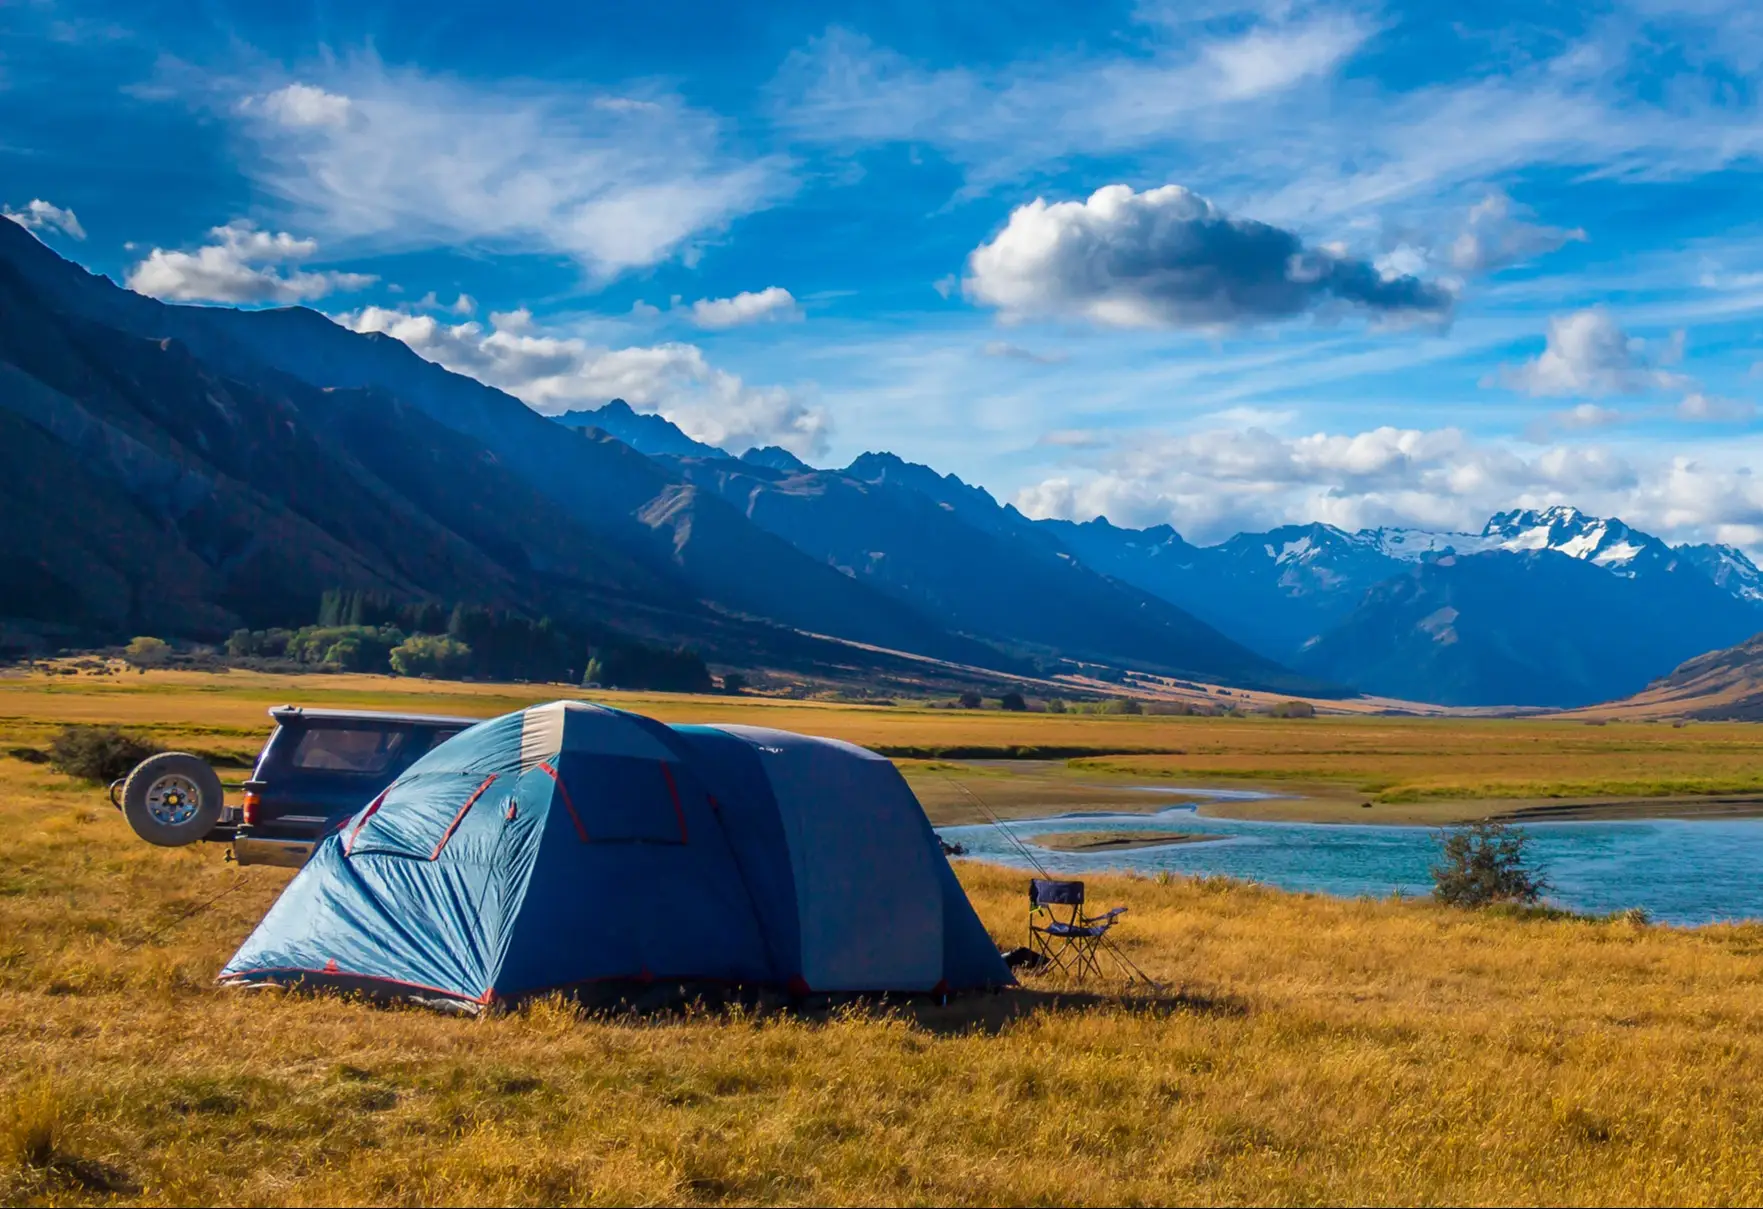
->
430, 774, 498, 860
659, 762, 689, 843
537, 761, 588, 841
343, 788, 391, 856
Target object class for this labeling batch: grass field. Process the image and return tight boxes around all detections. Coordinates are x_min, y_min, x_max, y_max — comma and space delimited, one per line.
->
9, 665, 1763, 820
7, 669, 1763, 1204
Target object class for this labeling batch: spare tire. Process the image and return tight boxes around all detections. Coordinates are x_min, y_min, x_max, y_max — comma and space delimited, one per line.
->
121, 753, 224, 847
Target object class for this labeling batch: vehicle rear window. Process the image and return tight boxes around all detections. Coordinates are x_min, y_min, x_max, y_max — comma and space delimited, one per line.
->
289, 726, 408, 773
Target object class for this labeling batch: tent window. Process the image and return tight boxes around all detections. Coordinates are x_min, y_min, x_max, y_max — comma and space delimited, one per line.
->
553, 752, 691, 844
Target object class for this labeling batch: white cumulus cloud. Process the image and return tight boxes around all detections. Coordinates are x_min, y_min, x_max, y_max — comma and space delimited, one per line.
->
3, 199, 86, 241
689, 286, 801, 329
1006, 421, 1763, 546
964, 184, 1453, 330
1498, 309, 1691, 398
253, 83, 354, 128
334, 306, 830, 457
125, 221, 376, 304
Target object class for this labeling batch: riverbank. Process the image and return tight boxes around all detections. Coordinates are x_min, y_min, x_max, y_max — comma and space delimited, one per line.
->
1026, 829, 1222, 853
907, 759, 1763, 828
1193, 790, 1763, 826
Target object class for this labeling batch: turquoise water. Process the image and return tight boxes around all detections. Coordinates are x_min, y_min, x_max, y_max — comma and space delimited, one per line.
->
935, 789, 1763, 926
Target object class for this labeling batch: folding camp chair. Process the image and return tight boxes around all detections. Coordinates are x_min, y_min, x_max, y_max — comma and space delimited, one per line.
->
1028, 879, 1126, 981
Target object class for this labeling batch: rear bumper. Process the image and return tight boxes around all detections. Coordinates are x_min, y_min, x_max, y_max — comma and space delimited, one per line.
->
232, 835, 315, 868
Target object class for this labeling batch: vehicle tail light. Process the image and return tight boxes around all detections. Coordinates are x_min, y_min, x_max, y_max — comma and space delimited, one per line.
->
242, 782, 265, 826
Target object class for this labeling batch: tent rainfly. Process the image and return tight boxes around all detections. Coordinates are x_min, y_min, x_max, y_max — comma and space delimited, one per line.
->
220, 701, 1010, 1009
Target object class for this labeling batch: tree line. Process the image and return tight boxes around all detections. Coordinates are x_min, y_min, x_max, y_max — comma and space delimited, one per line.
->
225, 589, 712, 692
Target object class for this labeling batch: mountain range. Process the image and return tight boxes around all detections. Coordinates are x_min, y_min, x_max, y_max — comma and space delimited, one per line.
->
0, 219, 1304, 694
6, 217, 1759, 709
566, 401, 1763, 708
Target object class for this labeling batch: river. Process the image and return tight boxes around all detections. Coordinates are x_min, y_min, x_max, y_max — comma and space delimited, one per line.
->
935, 789, 1763, 926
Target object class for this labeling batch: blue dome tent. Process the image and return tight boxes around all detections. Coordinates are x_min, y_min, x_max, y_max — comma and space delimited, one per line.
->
220, 701, 1010, 1009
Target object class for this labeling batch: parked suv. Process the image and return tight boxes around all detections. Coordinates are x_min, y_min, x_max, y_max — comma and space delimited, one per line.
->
114, 706, 477, 867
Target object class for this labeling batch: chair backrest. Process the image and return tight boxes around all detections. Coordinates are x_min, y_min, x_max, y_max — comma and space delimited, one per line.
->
1030, 879, 1084, 909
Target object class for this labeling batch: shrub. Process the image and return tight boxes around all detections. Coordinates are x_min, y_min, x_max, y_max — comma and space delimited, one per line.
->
1432, 821, 1550, 908
123, 636, 170, 667
1269, 699, 1316, 718
957, 691, 983, 710
285, 625, 404, 673
721, 673, 748, 695
48, 726, 161, 783
1044, 697, 1067, 714
389, 634, 473, 679
999, 690, 1027, 712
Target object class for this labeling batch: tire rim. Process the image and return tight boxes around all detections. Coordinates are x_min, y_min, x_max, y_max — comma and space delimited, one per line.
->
145, 773, 202, 827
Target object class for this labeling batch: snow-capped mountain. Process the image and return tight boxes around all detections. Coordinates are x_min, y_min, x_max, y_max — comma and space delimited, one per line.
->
1677, 543, 1763, 604
1360, 506, 1671, 573
1031, 504, 1763, 705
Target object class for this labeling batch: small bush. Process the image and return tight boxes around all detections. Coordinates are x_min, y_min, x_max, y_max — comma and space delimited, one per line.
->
123, 636, 170, 667
1432, 821, 1550, 908
1269, 699, 1316, 718
1044, 697, 1067, 714
999, 690, 1027, 712
48, 726, 162, 783
389, 634, 473, 679
721, 673, 748, 695
957, 691, 982, 710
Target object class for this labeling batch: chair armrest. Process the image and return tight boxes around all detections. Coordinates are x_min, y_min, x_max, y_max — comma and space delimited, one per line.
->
1082, 906, 1127, 924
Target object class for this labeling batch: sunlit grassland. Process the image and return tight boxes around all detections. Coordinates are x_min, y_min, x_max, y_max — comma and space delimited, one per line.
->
1074, 720, 1763, 805
10, 667, 1763, 811
7, 671, 1763, 1203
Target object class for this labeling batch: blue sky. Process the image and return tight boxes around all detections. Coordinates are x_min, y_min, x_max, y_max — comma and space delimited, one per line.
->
8, 0, 1763, 547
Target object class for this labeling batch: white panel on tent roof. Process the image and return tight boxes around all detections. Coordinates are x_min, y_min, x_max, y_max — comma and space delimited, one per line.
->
518, 701, 675, 771
713, 726, 944, 992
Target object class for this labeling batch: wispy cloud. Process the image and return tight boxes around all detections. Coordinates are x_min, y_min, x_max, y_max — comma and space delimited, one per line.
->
773, 13, 1373, 191
3, 198, 85, 241
230, 57, 791, 278
774, 7, 1763, 239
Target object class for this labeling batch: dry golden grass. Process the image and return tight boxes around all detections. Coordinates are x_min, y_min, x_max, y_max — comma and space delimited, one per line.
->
1076, 717, 1763, 803
7, 672, 1763, 1204
13, 666, 1763, 806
